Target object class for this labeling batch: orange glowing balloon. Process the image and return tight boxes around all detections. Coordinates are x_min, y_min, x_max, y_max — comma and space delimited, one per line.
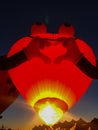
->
7, 23, 96, 124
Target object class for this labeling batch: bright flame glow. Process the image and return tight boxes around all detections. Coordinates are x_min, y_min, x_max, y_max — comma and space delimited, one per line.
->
38, 103, 63, 125
27, 80, 76, 126
27, 80, 76, 109
34, 97, 68, 126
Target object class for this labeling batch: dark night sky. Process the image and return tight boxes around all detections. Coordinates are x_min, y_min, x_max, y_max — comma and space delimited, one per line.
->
0, 1, 98, 129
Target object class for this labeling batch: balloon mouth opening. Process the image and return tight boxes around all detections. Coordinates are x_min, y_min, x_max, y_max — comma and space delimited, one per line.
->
34, 97, 68, 125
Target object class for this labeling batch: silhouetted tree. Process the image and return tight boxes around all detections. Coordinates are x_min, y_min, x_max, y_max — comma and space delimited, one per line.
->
0, 115, 2, 119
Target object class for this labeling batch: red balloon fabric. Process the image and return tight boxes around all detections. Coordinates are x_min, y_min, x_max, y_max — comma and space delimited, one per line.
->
7, 33, 96, 112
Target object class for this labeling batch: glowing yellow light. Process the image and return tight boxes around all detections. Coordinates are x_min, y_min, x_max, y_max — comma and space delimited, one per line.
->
28, 80, 75, 109
39, 103, 63, 125
27, 80, 75, 126
34, 97, 68, 126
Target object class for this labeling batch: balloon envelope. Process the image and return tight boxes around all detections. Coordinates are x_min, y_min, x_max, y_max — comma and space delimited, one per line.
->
7, 34, 96, 123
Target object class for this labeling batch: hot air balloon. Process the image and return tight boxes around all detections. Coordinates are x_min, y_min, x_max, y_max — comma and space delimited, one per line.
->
6, 22, 98, 126
0, 22, 98, 125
